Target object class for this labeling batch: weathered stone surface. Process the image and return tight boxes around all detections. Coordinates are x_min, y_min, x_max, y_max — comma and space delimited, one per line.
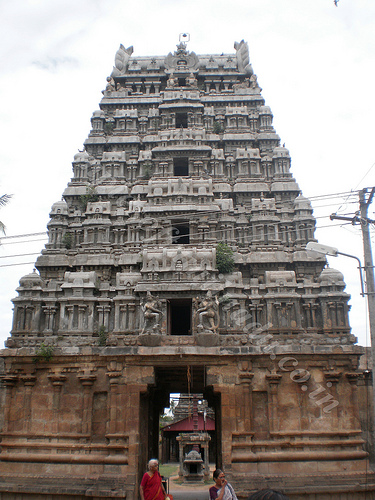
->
138, 333, 162, 346
194, 333, 220, 347
0, 38, 373, 500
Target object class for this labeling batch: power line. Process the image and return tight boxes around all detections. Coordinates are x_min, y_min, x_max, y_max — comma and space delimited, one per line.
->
0, 238, 47, 246
0, 232, 47, 240
0, 262, 36, 269
0, 252, 41, 260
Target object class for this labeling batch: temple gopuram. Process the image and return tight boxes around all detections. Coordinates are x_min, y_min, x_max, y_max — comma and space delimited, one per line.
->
0, 38, 374, 499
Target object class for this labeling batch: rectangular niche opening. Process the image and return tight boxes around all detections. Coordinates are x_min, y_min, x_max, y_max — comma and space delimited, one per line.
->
172, 222, 189, 244
176, 112, 188, 128
169, 299, 192, 335
178, 78, 186, 87
174, 157, 189, 176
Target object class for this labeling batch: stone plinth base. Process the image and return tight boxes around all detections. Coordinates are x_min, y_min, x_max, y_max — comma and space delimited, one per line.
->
234, 471, 375, 500
0, 476, 127, 499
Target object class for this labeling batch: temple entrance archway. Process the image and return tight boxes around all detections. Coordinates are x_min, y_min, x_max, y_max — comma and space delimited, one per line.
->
138, 365, 221, 487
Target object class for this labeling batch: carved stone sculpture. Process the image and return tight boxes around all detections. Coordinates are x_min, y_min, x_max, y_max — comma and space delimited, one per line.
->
193, 291, 220, 333
141, 292, 162, 334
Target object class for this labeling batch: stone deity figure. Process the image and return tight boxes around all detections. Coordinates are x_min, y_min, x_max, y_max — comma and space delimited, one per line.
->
194, 291, 220, 333
187, 73, 197, 87
105, 76, 115, 92
250, 74, 260, 89
167, 75, 177, 88
141, 292, 163, 334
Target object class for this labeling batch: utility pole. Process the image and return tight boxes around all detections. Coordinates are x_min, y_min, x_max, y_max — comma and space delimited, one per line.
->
331, 188, 375, 448
359, 186, 375, 374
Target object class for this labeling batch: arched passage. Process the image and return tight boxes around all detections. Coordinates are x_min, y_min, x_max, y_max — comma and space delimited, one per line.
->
138, 365, 222, 486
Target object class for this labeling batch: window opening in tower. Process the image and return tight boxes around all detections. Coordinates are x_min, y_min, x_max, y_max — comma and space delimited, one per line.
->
172, 223, 190, 244
169, 299, 192, 335
176, 112, 188, 128
174, 157, 189, 176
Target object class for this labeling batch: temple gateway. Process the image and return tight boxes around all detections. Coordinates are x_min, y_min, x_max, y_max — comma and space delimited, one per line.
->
0, 39, 374, 499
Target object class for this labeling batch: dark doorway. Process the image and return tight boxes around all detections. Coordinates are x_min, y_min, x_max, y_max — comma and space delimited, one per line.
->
172, 223, 189, 244
169, 299, 191, 335
139, 367, 222, 491
176, 112, 188, 128
174, 157, 189, 176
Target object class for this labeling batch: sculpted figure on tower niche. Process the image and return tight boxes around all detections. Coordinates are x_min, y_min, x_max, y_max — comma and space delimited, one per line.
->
141, 292, 163, 334
187, 73, 197, 87
194, 290, 220, 333
105, 76, 115, 91
167, 74, 177, 88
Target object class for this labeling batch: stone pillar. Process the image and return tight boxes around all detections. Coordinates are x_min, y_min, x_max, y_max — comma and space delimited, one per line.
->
220, 386, 236, 466
97, 304, 111, 330
12, 306, 23, 332
266, 373, 282, 433
32, 303, 42, 332
78, 304, 87, 330
25, 305, 34, 331
323, 371, 342, 426
66, 304, 74, 330
20, 373, 37, 433
48, 370, 67, 434
106, 361, 123, 435
239, 369, 254, 433
203, 436, 210, 480
177, 435, 184, 479
87, 303, 95, 331
128, 302, 136, 331
42, 305, 57, 332
1, 374, 18, 432
346, 372, 361, 430
78, 369, 97, 435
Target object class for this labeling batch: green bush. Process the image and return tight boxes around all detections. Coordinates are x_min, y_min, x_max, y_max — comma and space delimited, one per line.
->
97, 325, 107, 346
213, 121, 224, 134
63, 232, 72, 249
80, 186, 99, 211
216, 243, 235, 274
104, 121, 114, 135
34, 343, 54, 363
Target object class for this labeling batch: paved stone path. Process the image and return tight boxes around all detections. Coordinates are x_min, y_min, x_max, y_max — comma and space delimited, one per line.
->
168, 476, 209, 500
169, 490, 208, 500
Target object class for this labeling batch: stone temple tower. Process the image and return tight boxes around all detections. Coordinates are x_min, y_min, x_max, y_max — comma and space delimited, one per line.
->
0, 39, 373, 499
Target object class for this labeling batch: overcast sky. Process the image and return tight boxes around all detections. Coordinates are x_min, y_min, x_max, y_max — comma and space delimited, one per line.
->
0, 0, 374, 348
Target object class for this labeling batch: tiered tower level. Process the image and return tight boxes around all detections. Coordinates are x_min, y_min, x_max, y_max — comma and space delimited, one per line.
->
1, 40, 372, 500
9, 40, 353, 346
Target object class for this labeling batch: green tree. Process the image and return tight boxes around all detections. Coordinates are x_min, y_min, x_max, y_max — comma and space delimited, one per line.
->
216, 242, 235, 274
159, 397, 177, 429
0, 194, 12, 235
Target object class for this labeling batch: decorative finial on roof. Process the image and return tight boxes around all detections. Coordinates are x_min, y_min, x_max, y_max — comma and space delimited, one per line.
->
179, 33, 190, 43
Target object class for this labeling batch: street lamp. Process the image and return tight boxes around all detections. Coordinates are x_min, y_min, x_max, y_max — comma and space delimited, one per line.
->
306, 242, 365, 295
